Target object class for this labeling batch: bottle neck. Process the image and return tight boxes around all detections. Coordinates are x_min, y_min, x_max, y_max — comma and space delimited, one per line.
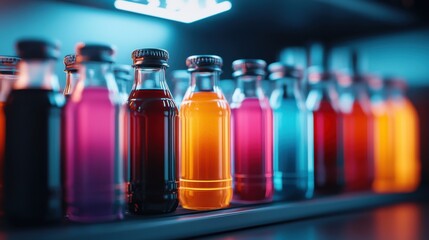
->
133, 67, 169, 91
273, 77, 299, 99
79, 62, 117, 90
190, 71, 220, 92
14, 60, 59, 90
307, 79, 339, 111
235, 75, 265, 98
0, 74, 17, 102
63, 70, 79, 96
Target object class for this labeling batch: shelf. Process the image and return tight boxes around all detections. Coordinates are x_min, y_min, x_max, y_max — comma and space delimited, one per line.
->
4, 192, 425, 240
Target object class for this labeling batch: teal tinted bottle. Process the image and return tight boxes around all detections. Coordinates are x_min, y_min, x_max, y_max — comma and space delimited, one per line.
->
268, 63, 314, 200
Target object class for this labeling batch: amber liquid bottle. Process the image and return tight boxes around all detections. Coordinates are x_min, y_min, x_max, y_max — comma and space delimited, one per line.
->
128, 49, 178, 214
179, 55, 232, 210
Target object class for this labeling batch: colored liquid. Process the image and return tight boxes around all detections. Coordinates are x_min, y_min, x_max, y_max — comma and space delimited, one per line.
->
389, 99, 420, 192
342, 102, 374, 191
179, 91, 232, 210
65, 87, 123, 222
272, 99, 313, 199
128, 89, 178, 213
313, 100, 343, 194
4, 89, 63, 224
372, 101, 395, 192
0, 102, 5, 213
232, 98, 273, 202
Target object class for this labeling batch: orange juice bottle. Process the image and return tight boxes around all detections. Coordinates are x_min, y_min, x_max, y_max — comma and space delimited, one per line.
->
386, 78, 420, 192
367, 75, 395, 192
179, 55, 232, 210
0, 56, 20, 213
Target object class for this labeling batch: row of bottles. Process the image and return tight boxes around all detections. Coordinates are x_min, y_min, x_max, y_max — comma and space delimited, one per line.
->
0, 39, 420, 226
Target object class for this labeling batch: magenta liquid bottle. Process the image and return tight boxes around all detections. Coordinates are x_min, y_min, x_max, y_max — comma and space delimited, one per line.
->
65, 44, 123, 222
231, 59, 273, 203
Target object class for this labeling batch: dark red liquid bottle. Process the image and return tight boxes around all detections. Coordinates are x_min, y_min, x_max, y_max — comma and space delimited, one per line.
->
128, 49, 178, 214
307, 69, 344, 195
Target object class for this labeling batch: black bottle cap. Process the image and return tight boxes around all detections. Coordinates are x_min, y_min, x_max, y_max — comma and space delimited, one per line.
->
186, 55, 222, 72
268, 62, 302, 80
232, 59, 266, 78
114, 64, 132, 82
16, 39, 60, 60
63, 54, 78, 72
132, 48, 169, 68
76, 43, 115, 63
0, 56, 20, 74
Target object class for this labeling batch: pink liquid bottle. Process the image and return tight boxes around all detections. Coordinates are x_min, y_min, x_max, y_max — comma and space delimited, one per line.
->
65, 44, 123, 222
231, 59, 273, 203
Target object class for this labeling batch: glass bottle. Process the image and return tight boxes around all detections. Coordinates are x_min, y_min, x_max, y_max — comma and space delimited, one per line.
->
0, 56, 20, 214
367, 75, 395, 193
113, 64, 132, 208
386, 78, 420, 192
306, 67, 344, 194
336, 72, 374, 191
63, 54, 78, 97
179, 55, 232, 210
171, 70, 189, 108
4, 39, 64, 225
65, 43, 123, 222
230, 59, 273, 203
268, 62, 314, 200
128, 48, 178, 214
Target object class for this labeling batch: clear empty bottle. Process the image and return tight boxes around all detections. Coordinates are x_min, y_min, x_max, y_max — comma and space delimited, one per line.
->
0, 56, 20, 214
230, 59, 273, 203
65, 43, 123, 222
128, 48, 178, 214
171, 70, 189, 108
385, 78, 420, 192
179, 55, 232, 210
63, 54, 78, 97
306, 67, 344, 194
4, 39, 64, 225
268, 62, 314, 200
113, 64, 132, 211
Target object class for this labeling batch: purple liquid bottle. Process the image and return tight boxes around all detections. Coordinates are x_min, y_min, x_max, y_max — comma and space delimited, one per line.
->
231, 59, 273, 203
65, 44, 123, 222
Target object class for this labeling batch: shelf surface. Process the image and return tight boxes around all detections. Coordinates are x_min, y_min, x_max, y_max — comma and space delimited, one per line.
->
3, 192, 425, 240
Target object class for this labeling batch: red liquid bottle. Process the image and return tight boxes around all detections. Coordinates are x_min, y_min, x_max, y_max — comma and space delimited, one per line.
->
337, 73, 374, 191
306, 68, 344, 194
230, 59, 273, 203
128, 49, 178, 214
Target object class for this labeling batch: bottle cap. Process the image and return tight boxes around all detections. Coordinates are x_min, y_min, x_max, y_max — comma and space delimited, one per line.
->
232, 59, 266, 78
16, 39, 60, 60
114, 64, 132, 82
268, 62, 302, 80
186, 55, 222, 72
132, 48, 169, 68
63, 54, 78, 72
0, 56, 20, 74
76, 43, 115, 63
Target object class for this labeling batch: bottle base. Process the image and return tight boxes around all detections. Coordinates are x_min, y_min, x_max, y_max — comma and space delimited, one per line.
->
179, 188, 232, 211
128, 199, 179, 214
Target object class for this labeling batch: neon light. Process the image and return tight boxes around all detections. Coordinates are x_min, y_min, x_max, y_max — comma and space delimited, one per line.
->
114, 0, 232, 24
